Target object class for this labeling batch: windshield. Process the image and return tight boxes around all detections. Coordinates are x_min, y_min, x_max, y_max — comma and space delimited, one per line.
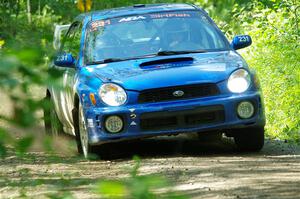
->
85, 11, 229, 64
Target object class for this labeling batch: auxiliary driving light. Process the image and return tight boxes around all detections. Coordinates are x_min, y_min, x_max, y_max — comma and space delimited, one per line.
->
237, 101, 255, 119
104, 115, 123, 133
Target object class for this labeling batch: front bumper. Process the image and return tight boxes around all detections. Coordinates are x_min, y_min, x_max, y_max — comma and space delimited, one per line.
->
84, 92, 265, 145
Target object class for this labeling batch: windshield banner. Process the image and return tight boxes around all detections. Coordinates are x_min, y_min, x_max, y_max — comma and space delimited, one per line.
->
90, 11, 199, 31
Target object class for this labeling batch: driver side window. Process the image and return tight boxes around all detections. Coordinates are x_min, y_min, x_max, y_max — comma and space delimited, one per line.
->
61, 22, 82, 60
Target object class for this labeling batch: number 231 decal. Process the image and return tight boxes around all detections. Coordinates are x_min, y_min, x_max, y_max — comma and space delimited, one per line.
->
238, 36, 250, 43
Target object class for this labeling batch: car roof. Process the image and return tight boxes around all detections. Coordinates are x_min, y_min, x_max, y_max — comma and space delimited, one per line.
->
75, 3, 201, 21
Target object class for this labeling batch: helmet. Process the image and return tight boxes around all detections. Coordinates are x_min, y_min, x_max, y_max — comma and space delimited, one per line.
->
163, 19, 191, 50
164, 20, 190, 41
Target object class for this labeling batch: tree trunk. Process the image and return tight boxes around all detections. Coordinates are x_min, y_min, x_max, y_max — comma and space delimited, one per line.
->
16, 0, 20, 19
27, 0, 31, 24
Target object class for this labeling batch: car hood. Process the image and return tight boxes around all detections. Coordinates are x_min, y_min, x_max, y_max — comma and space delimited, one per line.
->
86, 51, 247, 91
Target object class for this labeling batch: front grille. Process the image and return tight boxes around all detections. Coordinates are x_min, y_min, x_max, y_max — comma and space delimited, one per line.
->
138, 84, 219, 103
140, 106, 225, 131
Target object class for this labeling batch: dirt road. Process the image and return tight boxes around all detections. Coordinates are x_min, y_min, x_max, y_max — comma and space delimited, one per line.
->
0, 86, 299, 198
0, 135, 299, 199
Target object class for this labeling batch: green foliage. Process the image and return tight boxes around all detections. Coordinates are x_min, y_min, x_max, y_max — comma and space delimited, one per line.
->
14, 135, 34, 156
47, 192, 75, 199
0, 128, 9, 157
229, 0, 300, 142
0, 46, 58, 155
193, 0, 300, 142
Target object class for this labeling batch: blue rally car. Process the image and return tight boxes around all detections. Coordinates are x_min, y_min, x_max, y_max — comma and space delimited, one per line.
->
44, 3, 265, 158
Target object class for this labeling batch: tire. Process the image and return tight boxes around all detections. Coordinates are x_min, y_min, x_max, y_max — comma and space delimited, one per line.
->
197, 131, 222, 142
74, 101, 98, 158
43, 92, 64, 136
233, 127, 265, 152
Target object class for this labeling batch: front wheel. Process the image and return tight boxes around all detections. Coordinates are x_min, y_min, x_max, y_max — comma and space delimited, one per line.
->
75, 102, 97, 158
233, 127, 265, 152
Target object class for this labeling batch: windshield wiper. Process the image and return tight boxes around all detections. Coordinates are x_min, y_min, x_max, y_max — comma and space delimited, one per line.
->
156, 50, 207, 56
87, 58, 126, 65
101, 58, 125, 63
86, 54, 158, 65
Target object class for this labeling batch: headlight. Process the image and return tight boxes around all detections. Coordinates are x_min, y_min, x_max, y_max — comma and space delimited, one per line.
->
99, 83, 127, 106
227, 69, 251, 93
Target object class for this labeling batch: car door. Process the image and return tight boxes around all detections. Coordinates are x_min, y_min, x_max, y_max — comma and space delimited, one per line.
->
61, 22, 83, 134
51, 22, 82, 134
53, 24, 71, 50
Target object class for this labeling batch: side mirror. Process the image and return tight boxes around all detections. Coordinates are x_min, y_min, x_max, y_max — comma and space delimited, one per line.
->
54, 53, 75, 68
231, 35, 252, 50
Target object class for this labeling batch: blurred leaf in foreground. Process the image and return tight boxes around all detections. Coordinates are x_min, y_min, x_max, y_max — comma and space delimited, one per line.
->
15, 135, 34, 156
0, 39, 4, 49
96, 180, 127, 198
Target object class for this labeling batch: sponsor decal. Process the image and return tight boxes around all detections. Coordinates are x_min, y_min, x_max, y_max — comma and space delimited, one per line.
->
130, 121, 137, 126
129, 108, 135, 112
130, 114, 137, 119
90, 20, 111, 31
150, 13, 191, 19
87, 119, 94, 128
119, 16, 146, 23
89, 12, 197, 31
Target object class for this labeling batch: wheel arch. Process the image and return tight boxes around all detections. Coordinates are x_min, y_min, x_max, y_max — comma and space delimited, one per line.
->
72, 93, 80, 126
46, 89, 51, 98
74, 93, 80, 109
72, 93, 84, 154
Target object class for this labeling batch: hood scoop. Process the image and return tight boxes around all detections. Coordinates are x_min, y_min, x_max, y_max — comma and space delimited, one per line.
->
139, 57, 194, 69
